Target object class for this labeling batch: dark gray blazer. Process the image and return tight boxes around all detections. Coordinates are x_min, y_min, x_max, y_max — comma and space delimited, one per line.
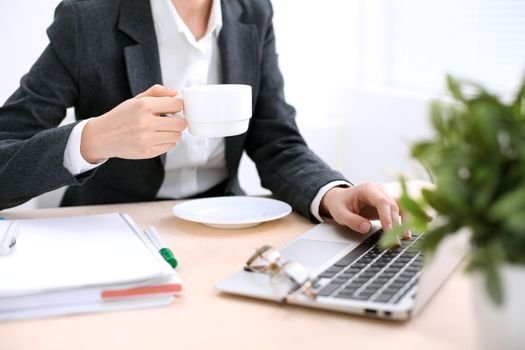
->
0, 0, 348, 220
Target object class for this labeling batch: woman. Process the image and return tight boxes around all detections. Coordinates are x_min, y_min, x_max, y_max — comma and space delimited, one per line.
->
0, 0, 407, 238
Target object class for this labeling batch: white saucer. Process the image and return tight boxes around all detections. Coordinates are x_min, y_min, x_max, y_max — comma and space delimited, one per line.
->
172, 196, 292, 229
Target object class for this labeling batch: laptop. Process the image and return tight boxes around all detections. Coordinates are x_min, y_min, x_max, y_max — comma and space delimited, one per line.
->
216, 222, 468, 320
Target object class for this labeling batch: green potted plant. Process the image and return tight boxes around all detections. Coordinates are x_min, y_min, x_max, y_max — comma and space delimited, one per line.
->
381, 74, 525, 349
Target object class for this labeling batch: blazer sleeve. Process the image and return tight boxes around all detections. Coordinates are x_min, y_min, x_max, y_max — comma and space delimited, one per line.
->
0, 1, 94, 210
244, 3, 349, 220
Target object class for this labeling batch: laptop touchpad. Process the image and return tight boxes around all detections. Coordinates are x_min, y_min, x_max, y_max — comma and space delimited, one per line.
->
280, 239, 350, 270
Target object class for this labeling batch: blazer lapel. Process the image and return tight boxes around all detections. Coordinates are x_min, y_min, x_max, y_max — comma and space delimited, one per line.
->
118, 0, 167, 165
219, 1, 259, 176
118, 0, 163, 96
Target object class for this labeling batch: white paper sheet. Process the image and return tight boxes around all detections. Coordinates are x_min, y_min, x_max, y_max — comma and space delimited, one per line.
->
0, 213, 172, 297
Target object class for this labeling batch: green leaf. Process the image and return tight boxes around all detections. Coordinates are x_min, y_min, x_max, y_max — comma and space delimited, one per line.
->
431, 101, 447, 134
465, 247, 485, 273
502, 233, 525, 265
395, 176, 430, 233
399, 194, 428, 222
485, 264, 503, 306
489, 186, 525, 221
432, 170, 470, 215
469, 100, 501, 152
511, 71, 525, 119
472, 166, 500, 211
485, 244, 505, 305
411, 142, 437, 171
379, 222, 410, 249
421, 189, 449, 214
399, 174, 409, 194
447, 75, 466, 102
411, 216, 429, 233
466, 243, 505, 305
419, 222, 456, 254
502, 215, 525, 233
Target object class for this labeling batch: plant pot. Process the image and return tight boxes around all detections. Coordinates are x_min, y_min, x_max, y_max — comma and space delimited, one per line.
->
472, 264, 525, 350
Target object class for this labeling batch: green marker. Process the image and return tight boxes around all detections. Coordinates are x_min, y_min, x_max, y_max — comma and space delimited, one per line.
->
144, 226, 178, 269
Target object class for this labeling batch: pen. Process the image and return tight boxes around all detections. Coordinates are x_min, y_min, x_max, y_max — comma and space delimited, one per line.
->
0, 220, 21, 256
144, 226, 178, 269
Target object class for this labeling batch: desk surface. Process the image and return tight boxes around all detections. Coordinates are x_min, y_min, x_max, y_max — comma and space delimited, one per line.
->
0, 199, 477, 350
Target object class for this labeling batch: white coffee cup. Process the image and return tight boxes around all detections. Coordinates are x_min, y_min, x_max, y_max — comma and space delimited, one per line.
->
180, 84, 252, 137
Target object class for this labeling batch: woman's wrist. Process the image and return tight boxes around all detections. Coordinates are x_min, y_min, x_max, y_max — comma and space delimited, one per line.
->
319, 186, 348, 218
80, 117, 108, 164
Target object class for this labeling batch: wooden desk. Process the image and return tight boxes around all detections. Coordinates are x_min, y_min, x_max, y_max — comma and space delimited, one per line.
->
0, 200, 477, 350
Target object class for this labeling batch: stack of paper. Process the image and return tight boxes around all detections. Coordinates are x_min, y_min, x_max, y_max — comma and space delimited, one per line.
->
0, 213, 182, 320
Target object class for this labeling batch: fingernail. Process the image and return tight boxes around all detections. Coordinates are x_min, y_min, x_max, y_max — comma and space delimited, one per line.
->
359, 222, 371, 234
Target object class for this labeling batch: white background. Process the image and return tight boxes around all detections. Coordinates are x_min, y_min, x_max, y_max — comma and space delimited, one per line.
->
1, 0, 524, 210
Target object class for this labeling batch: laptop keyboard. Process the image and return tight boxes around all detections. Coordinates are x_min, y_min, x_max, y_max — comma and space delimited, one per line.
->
312, 230, 423, 304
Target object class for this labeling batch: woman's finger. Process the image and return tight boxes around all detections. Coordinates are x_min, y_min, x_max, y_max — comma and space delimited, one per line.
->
135, 84, 178, 99
354, 184, 395, 232
400, 210, 412, 240
374, 184, 410, 240
331, 206, 372, 234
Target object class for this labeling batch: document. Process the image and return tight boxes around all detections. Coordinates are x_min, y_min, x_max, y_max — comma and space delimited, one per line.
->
0, 213, 181, 320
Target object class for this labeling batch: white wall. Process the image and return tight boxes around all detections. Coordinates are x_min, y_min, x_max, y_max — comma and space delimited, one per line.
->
0, 1, 61, 102
266, 0, 525, 187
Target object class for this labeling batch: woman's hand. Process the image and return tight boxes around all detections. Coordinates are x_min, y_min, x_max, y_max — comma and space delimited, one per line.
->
320, 183, 411, 242
80, 84, 187, 163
